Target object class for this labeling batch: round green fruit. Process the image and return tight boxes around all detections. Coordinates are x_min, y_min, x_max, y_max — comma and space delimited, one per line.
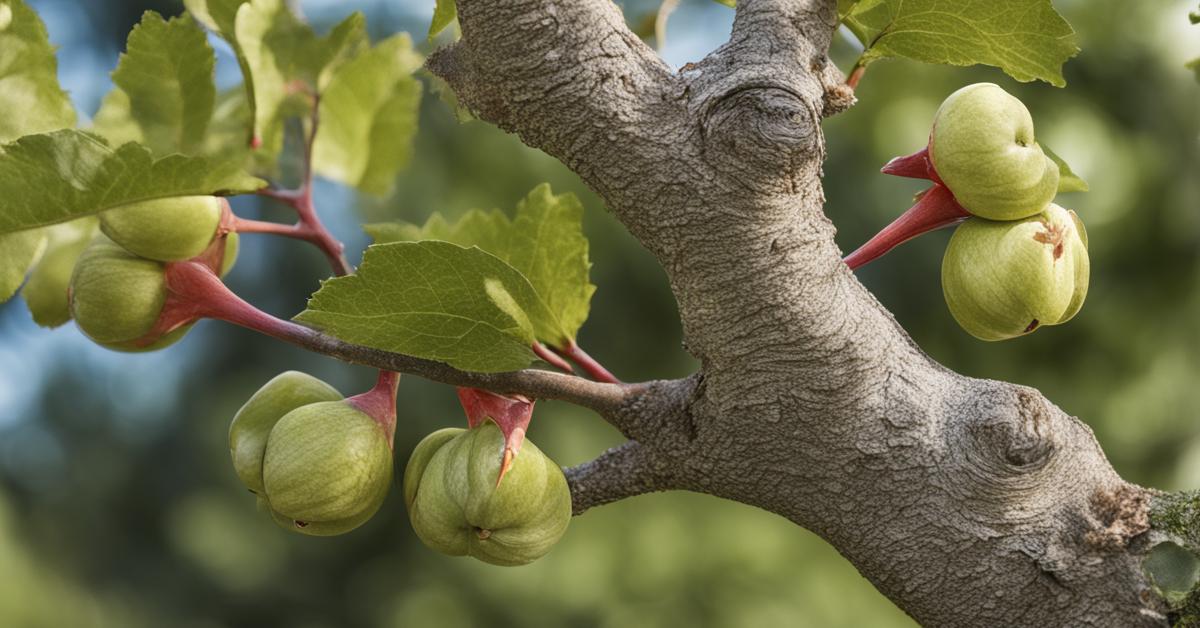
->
942, 204, 1089, 341
930, 83, 1059, 221
261, 401, 393, 536
404, 423, 572, 566
229, 371, 343, 494
22, 217, 98, 328
100, 196, 222, 262
69, 236, 182, 350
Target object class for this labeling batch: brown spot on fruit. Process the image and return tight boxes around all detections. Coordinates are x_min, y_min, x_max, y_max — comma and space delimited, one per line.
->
1024, 319, 1040, 333
475, 527, 492, 540
294, 520, 308, 529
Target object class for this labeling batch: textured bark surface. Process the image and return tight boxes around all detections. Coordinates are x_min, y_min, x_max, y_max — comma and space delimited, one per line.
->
426, 0, 1168, 625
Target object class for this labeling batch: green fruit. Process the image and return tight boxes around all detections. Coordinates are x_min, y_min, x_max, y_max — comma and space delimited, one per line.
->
229, 371, 343, 494
261, 401, 393, 536
220, 233, 240, 278
100, 196, 222, 262
942, 204, 1089, 341
69, 236, 180, 350
930, 83, 1060, 221
405, 423, 572, 566
22, 217, 99, 328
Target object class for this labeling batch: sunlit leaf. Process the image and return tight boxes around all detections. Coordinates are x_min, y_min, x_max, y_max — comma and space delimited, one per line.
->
92, 12, 215, 156
296, 241, 553, 373
0, 230, 46, 302
0, 0, 75, 143
0, 130, 264, 234
366, 184, 594, 348
313, 34, 423, 196
843, 0, 1078, 86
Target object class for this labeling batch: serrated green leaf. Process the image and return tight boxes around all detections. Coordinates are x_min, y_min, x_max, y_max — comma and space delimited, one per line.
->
844, 0, 1078, 87
0, 0, 76, 142
184, 0, 249, 34
366, 184, 594, 348
1043, 145, 1088, 193
296, 241, 551, 373
0, 229, 46, 302
313, 34, 422, 196
233, 1, 369, 158
92, 12, 215, 156
184, 0, 255, 144
0, 130, 265, 234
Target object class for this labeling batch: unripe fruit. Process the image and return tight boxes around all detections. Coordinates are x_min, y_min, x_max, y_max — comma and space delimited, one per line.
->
404, 423, 572, 566
220, 232, 239, 278
22, 217, 98, 328
942, 203, 1089, 341
261, 401, 393, 536
229, 371, 343, 494
930, 83, 1059, 221
68, 236, 182, 350
100, 196, 222, 262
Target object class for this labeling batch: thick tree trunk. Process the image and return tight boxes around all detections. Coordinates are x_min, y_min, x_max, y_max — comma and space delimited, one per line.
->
426, 0, 1171, 625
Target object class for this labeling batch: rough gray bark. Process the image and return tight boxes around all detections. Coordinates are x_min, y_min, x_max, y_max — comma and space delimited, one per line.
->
425, 0, 1167, 625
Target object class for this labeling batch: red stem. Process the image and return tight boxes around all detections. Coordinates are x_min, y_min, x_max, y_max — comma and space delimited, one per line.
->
347, 370, 401, 444
556, 342, 621, 384
532, 341, 576, 374
843, 184, 970, 270
846, 59, 867, 90
251, 92, 354, 277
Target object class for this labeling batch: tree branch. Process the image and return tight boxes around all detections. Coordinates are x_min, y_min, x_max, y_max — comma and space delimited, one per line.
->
431, 0, 1170, 625
565, 441, 678, 515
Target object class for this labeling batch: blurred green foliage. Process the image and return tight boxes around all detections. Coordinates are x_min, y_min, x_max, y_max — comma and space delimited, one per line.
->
0, 0, 1196, 626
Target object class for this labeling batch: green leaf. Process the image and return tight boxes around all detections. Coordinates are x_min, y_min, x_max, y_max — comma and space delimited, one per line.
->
0, 229, 46, 302
92, 12, 216, 156
365, 184, 595, 348
184, 0, 250, 34
0, 129, 265, 234
233, 1, 369, 158
313, 34, 423, 196
296, 241, 554, 373
1043, 145, 1088, 193
712, 0, 735, 7
0, 0, 76, 142
429, 0, 457, 37
21, 217, 98, 326
843, 0, 1079, 87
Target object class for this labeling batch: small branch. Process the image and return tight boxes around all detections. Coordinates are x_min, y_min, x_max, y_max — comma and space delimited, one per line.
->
161, 260, 635, 417
564, 441, 675, 515
251, 93, 353, 277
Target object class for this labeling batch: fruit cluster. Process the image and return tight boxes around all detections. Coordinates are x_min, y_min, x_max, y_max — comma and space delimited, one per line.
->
847, 83, 1090, 341
229, 371, 393, 536
228, 372, 573, 565
57, 196, 237, 351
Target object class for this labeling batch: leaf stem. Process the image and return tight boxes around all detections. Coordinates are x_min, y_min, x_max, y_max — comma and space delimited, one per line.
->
251, 92, 353, 277
556, 342, 621, 384
846, 57, 867, 90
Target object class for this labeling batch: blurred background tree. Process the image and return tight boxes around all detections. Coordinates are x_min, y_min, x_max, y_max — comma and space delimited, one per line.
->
0, 0, 1196, 625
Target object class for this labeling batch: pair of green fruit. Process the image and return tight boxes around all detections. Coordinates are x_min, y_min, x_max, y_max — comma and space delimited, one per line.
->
66, 196, 237, 351
928, 83, 1089, 341
230, 371, 573, 566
